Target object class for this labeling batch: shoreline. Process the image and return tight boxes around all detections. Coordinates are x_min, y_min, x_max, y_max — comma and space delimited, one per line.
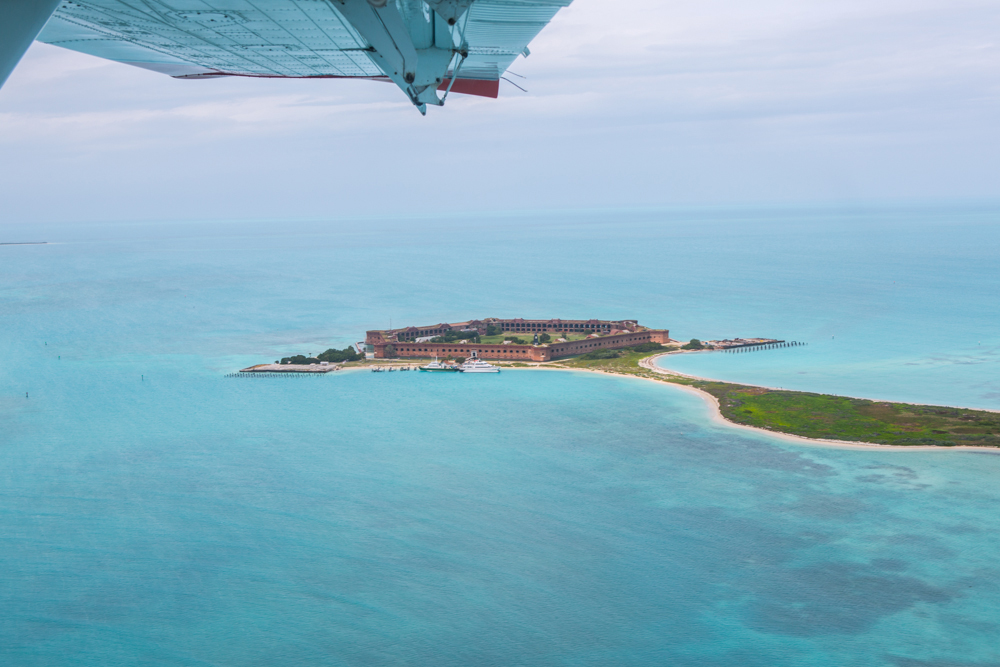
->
642, 352, 1000, 414
503, 361, 996, 452
269, 356, 996, 452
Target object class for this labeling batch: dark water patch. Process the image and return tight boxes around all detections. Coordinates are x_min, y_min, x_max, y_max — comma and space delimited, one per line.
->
780, 494, 869, 520
889, 658, 1000, 667
855, 473, 931, 490
861, 464, 919, 479
880, 534, 956, 561
670, 429, 839, 479
871, 558, 908, 572
746, 562, 952, 636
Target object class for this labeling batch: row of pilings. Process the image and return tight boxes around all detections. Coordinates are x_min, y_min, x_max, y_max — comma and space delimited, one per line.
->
724, 341, 807, 353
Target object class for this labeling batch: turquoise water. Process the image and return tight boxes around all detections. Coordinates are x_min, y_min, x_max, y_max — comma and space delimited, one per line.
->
2, 206, 1000, 665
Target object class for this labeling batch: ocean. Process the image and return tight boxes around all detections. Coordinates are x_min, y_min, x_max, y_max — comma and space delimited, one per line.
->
2, 205, 999, 665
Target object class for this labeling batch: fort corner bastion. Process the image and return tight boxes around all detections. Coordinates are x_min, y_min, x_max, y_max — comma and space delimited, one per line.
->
365, 318, 672, 362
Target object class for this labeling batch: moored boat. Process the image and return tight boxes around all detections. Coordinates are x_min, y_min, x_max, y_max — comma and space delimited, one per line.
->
458, 358, 500, 373
420, 357, 459, 372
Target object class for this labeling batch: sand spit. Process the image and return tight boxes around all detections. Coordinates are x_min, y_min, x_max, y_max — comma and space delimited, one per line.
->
240, 363, 343, 373
504, 359, 995, 452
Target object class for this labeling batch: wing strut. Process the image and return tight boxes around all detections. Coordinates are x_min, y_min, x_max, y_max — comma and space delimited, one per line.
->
330, 0, 468, 114
0, 0, 62, 91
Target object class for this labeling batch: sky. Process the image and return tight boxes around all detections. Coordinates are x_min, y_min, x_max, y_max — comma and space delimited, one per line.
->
0, 0, 998, 223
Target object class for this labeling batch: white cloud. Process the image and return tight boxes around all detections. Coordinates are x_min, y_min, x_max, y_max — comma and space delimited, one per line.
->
0, 0, 998, 222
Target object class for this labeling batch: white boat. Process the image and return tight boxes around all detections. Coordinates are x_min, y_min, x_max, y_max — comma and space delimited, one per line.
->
458, 358, 500, 373
420, 357, 458, 372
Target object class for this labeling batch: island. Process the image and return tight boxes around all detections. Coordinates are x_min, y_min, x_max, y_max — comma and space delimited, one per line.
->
241, 316, 999, 448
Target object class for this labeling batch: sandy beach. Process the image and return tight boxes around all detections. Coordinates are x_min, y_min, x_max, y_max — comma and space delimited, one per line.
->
339, 356, 994, 451
499, 358, 996, 452
644, 352, 1000, 414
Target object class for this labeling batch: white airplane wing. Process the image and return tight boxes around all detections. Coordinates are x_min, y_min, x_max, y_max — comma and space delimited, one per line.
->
0, 0, 571, 113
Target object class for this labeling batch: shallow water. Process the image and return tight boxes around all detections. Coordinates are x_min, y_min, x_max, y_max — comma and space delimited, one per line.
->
2, 206, 999, 665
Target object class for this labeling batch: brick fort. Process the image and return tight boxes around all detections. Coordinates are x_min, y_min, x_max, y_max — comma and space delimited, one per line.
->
365, 318, 672, 362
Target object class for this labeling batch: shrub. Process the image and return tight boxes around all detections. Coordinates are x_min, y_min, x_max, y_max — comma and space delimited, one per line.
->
539, 333, 551, 343
280, 354, 321, 365
681, 339, 704, 350
579, 348, 620, 360
430, 330, 480, 344
486, 324, 501, 336
316, 346, 362, 363
504, 336, 527, 345
629, 342, 664, 353
454, 356, 466, 364
385, 344, 398, 358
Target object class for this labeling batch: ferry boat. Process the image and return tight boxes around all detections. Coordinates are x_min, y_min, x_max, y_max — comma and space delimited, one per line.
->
458, 358, 500, 373
419, 358, 459, 372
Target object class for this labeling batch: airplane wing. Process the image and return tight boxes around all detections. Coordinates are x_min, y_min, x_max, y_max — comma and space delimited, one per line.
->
0, 0, 572, 114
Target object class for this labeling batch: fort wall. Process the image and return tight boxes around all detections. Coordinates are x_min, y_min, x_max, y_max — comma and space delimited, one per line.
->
366, 317, 643, 345
371, 325, 671, 361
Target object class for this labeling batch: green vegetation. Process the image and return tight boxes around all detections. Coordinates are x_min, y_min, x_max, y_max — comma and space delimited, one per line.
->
384, 344, 397, 358
430, 330, 480, 344
577, 342, 666, 361
578, 348, 620, 360
280, 346, 361, 365
681, 339, 704, 350
279, 355, 322, 365
556, 350, 1000, 447
504, 336, 528, 345
630, 342, 667, 353
562, 349, 660, 371
695, 384, 1000, 447
486, 324, 502, 336
480, 331, 591, 344
319, 347, 363, 362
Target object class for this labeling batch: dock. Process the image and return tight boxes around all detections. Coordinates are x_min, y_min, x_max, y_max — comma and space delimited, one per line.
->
239, 363, 342, 374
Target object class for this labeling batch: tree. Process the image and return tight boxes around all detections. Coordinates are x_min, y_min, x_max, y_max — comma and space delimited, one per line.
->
454, 356, 466, 364
539, 333, 551, 343
317, 346, 362, 363
681, 339, 704, 350
280, 354, 321, 365
385, 344, 398, 358
431, 330, 480, 344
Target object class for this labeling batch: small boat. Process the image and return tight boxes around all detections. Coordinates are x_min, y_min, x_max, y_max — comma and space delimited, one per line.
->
458, 358, 500, 373
420, 357, 459, 372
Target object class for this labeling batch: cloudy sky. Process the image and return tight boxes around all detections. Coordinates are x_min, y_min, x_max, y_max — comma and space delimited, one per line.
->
1, 0, 998, 223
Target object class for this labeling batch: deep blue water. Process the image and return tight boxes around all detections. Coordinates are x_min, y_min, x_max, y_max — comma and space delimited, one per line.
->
2, 206, 999, 665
